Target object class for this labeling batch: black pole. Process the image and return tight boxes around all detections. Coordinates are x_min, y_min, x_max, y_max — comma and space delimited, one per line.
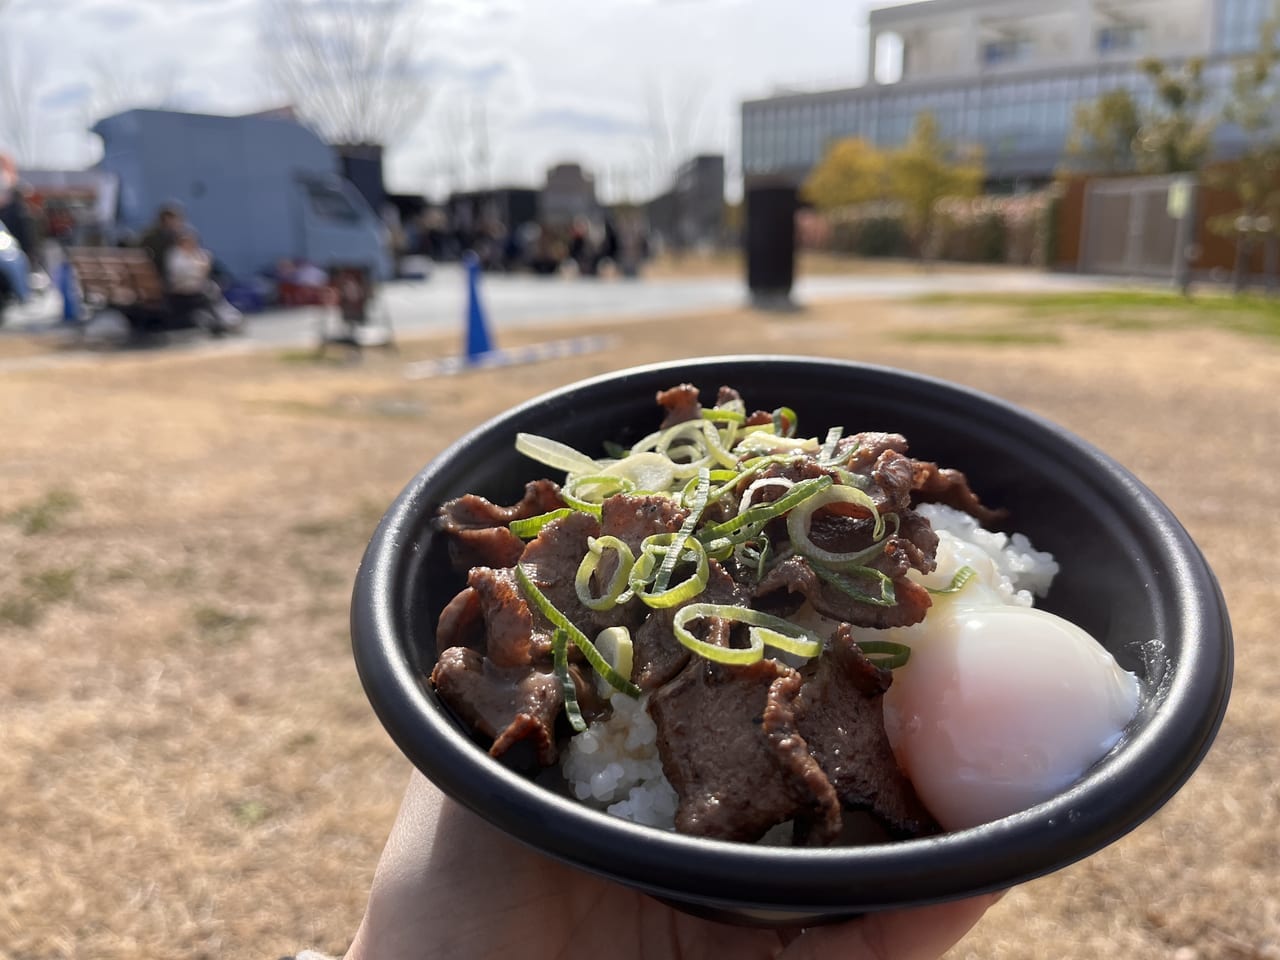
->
744, 176, 798, 310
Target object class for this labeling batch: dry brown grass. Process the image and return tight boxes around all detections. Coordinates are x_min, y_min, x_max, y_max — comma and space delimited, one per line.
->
1, 296, 1276, 959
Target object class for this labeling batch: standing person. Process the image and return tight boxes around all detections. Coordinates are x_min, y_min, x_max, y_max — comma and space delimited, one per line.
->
139, 204, 184, 286
0, 154, 36, 260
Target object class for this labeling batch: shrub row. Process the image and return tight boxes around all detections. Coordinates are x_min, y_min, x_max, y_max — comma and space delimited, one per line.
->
818, 192, 1056, 265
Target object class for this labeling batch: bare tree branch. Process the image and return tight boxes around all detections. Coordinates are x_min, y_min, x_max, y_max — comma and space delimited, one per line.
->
644, 77, 709, 197
0, 37, 39, 164
260, 0, 432, 146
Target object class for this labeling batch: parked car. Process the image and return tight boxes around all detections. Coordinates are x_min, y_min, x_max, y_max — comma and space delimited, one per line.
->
0, 224, 31, 326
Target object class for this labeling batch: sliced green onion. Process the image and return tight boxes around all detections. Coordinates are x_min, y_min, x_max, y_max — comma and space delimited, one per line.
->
684, 467, 741, 507
515, 563, 641, 697
856, 639, 912, 670
629, 533, 710, 608
787, 483, 887, 567
594, 626, 634, 686
927, 565, 977, 596
552, 628, 588, 732
734, 433, 821, 457
702, 406, 746, 425
601, 450, 676, 494
698, 420, 741, 469
772, 406, 798, 437
733, 538, 773, 580
819, 426, 843, 462
508, 508, 573, 538
561, 474, 636, 517
515, 432, 600, 476
656, 468, 710, 592
672, 603, 823, 665
699, 475, 832, 546
575, 535, 636, 611
651, 421, 737, 476
811, 563, 898, 608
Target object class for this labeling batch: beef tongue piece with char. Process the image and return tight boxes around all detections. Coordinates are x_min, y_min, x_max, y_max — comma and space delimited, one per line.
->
793, 624, 938, 838
648, 656, 842, 844
656, 383, 703, 428
436, 479, 566, 571
431, 646, 564, 767
755, 554, 934, 630
910, 459, 1008, 528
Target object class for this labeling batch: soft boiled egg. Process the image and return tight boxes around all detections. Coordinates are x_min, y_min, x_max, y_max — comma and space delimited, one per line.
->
877, 517, 1142, 831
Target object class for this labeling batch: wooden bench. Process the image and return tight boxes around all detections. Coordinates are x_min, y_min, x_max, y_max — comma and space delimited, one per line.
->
67, 247, 166, 314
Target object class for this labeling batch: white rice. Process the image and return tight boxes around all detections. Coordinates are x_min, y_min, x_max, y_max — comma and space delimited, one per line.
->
913, 502, 1059, 605
560, 503, 1060, 832
560, 689, 678, 829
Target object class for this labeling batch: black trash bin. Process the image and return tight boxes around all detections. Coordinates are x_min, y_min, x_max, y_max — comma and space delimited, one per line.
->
744, 177, 798, 309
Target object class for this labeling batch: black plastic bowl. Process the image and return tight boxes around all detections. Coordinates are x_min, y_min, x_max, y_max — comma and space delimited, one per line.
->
350, 356, 1232, 926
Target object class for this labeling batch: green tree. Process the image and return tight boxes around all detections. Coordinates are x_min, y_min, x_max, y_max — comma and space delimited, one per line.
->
1064, 89, 1142, 174
802, 137, 890, 210
888, 112, 984, 256
1208, 15, 1280, 290
1132, 57, 1214, 174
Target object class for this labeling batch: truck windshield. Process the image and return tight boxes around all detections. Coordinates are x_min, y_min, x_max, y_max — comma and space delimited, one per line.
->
307, 183, 360, 223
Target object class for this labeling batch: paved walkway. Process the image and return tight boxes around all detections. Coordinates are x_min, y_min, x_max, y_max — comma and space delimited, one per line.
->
1, 263, 1133, 369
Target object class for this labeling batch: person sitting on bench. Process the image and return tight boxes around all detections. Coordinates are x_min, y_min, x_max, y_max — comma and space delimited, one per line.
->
165, 229, 215, 322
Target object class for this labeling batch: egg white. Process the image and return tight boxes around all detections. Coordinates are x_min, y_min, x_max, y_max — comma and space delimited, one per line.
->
875, 527, 1141, 831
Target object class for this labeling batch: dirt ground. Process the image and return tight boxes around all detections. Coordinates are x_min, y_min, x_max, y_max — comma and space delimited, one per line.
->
1, 293, 1276, 959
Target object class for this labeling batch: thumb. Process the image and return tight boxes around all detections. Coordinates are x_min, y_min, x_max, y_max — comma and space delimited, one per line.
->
779, 891, 1005, 960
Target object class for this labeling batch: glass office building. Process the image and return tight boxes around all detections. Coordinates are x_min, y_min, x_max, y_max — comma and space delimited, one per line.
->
742, 0, 1271, 186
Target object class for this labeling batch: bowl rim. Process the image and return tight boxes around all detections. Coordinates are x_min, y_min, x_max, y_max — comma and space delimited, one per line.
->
351, 355, 1233, 913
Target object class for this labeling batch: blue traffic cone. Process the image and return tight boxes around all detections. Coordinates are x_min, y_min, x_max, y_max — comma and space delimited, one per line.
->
463, 252, 493, 362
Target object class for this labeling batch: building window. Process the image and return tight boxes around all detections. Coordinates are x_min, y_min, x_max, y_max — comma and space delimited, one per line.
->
1218, 0, 1270, 54
1097, 23, 1144, 54
982, 36, 1030, 67
875, 32, 904, 84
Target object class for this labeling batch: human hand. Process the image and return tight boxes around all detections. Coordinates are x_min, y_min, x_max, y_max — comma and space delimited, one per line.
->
344, 771, 1003, 960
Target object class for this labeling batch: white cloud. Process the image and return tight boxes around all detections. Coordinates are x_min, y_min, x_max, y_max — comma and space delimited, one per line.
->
4, 0, 877, 199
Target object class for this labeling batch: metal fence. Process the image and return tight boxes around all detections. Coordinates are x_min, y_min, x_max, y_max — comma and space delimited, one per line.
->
1078, 175, 1196, 281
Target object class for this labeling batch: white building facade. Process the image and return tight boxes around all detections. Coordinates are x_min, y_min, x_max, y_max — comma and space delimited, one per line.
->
742, 0, 1273, 187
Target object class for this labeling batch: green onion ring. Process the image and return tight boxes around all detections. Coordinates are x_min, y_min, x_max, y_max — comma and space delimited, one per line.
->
927, 565, 978, 595
856, 639, 912, 670
772, 406, 798, 437
630, 533, 710, 608
672, 603, 823, 664
787, 483, 886, 566
561, 474, 636, 517
575, 535, 636, 611
508, 508, 573, 538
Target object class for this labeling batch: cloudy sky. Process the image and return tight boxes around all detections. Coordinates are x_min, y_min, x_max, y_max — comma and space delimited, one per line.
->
3, 0, 899, 201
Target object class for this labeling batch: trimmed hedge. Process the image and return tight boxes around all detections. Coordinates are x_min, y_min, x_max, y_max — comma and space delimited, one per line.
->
821, 191, 1056, 265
